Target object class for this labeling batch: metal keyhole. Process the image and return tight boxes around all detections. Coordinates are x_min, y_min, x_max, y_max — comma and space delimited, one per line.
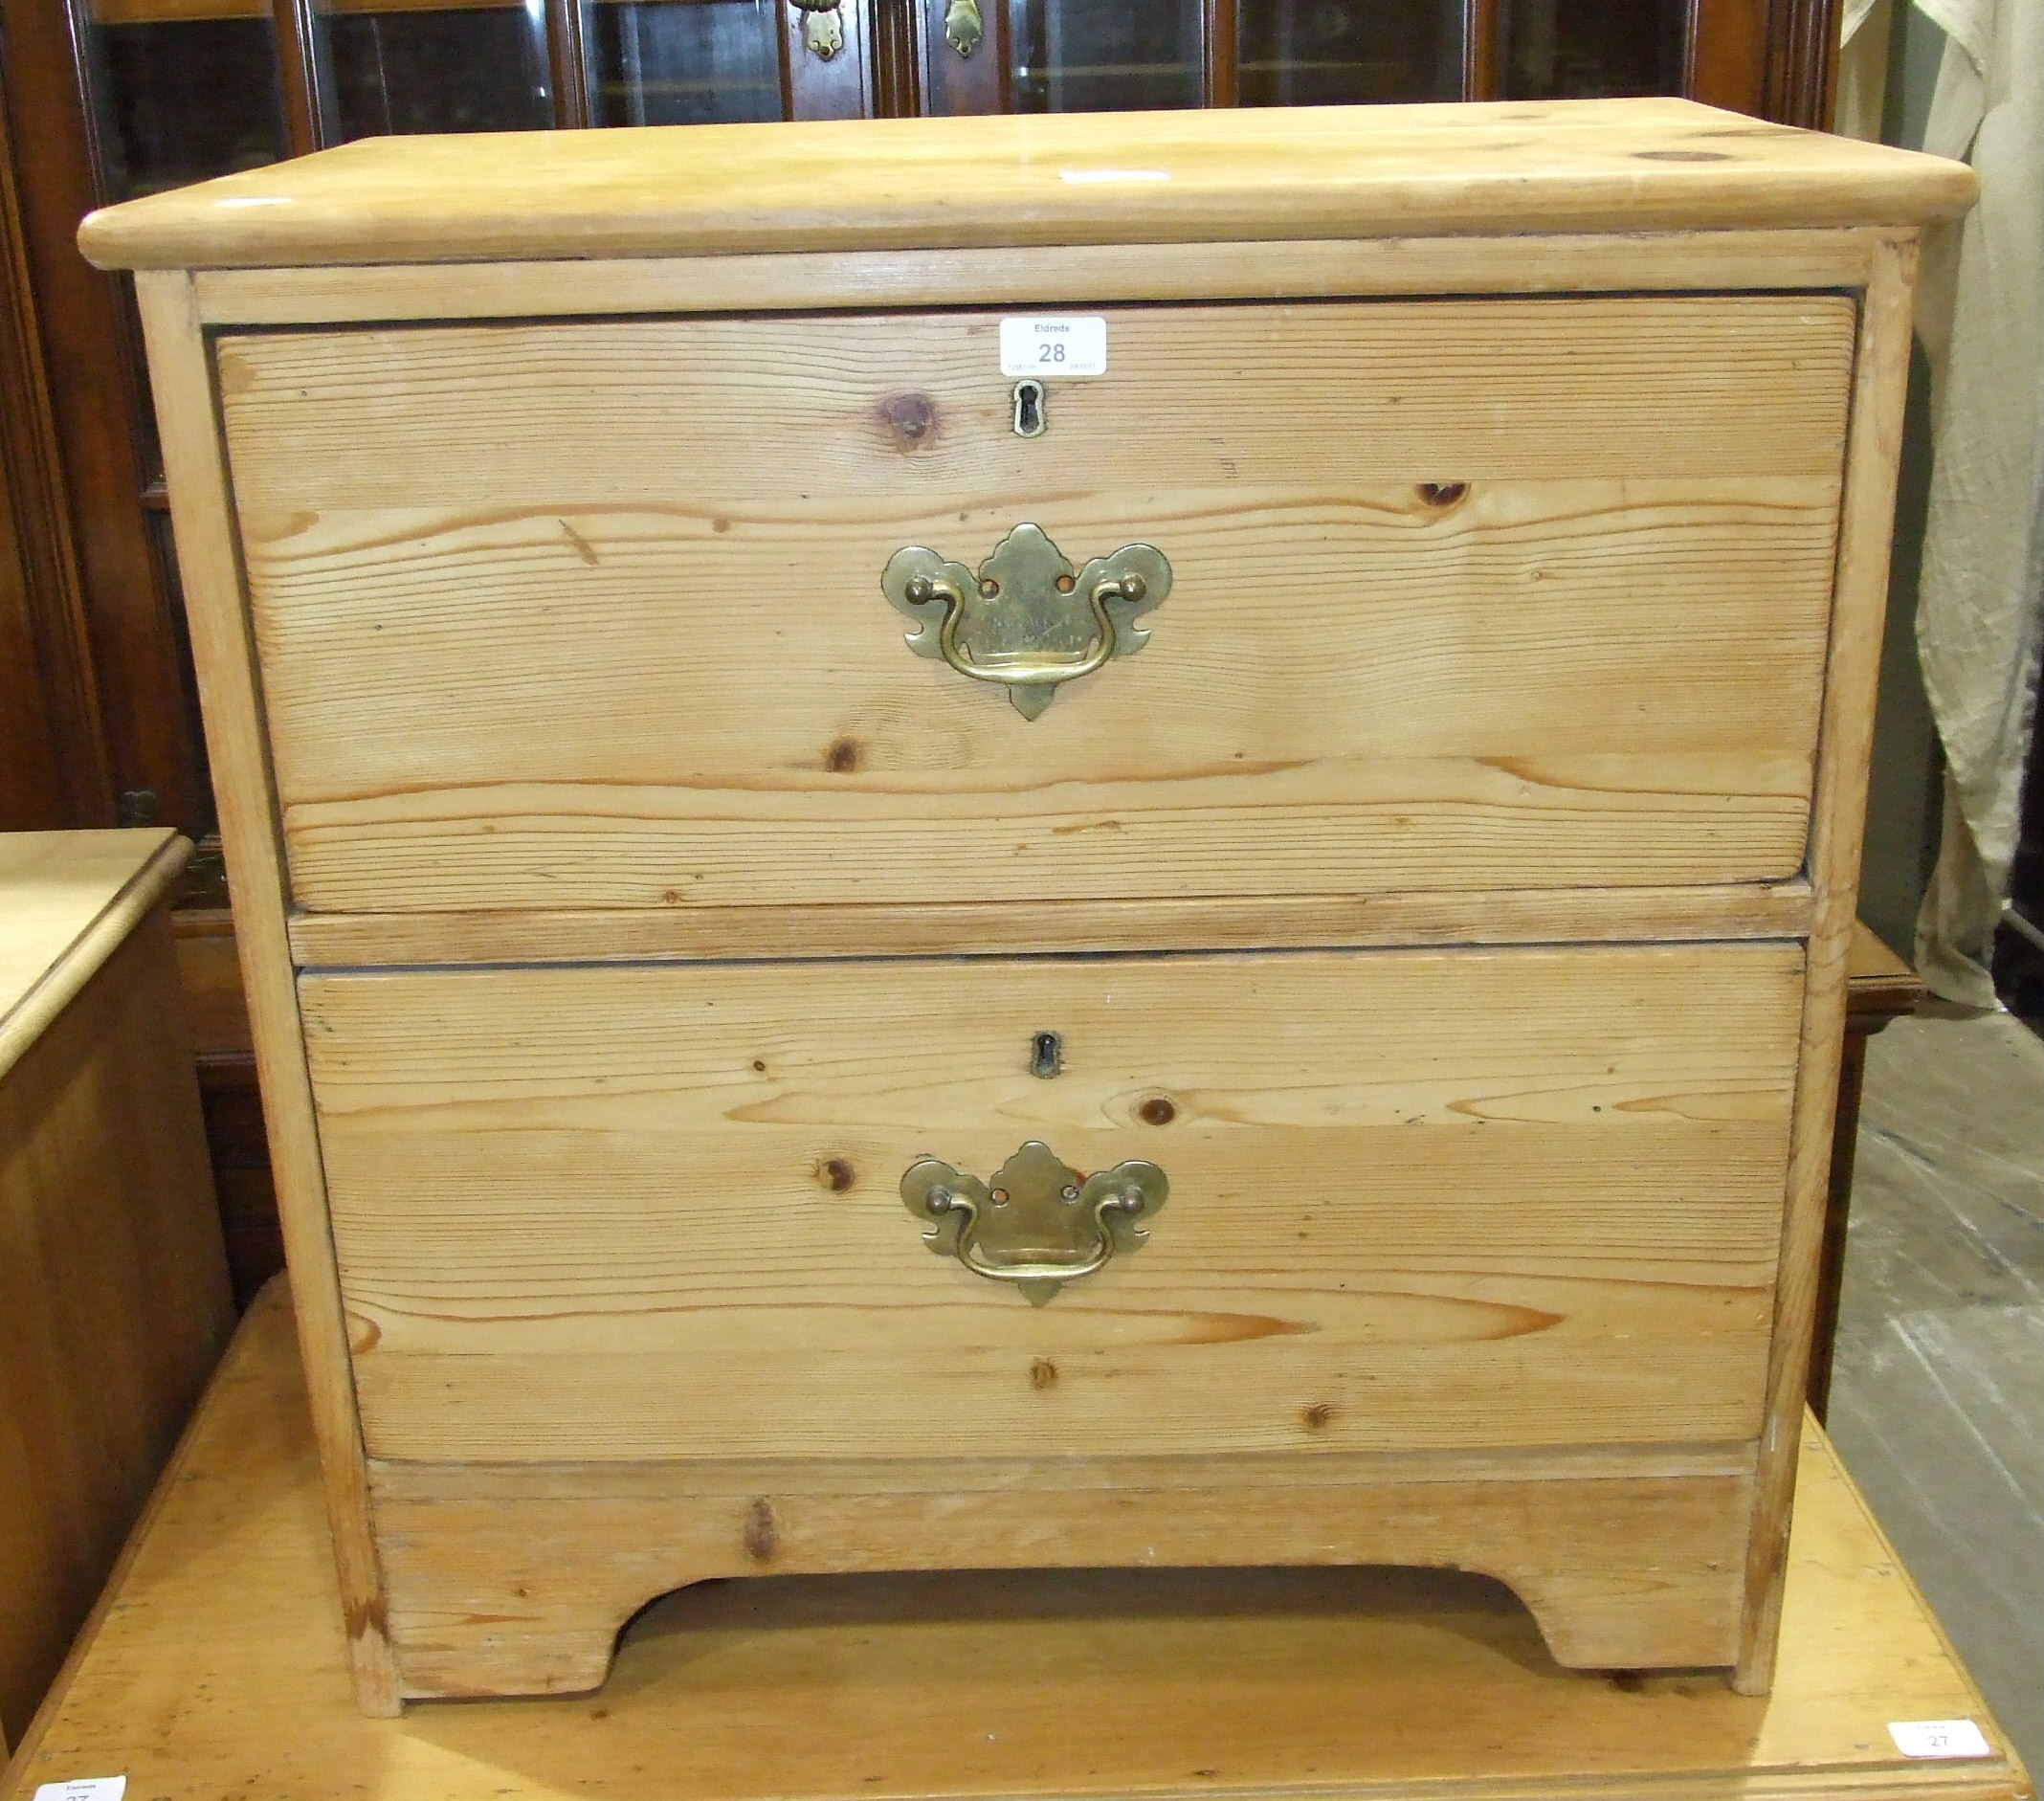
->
1031, 1031, 1063, 1078
1011, 378, 1047, 438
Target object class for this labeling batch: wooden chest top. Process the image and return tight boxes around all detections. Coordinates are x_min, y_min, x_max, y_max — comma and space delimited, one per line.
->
78, 98, 1973, 272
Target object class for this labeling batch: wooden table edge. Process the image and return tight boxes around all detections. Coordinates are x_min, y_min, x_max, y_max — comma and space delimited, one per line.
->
4, 1279, 2030, 1801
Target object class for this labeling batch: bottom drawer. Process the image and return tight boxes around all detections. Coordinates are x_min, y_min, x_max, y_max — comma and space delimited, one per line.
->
304, 942, 1803, 1468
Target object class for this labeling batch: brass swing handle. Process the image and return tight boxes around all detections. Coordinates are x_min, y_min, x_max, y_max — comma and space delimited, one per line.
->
904, 568, 1147, 691
901, 1140, 1169, 1306
881, 525, 1172, 719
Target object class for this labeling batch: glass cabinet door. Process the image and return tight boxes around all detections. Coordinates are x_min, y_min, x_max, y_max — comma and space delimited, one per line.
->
1008, 0, 1207, 110
80, 0, 291, 199
75, 0, 1765, 152
313, 0, 555, 137
994, 0, 1474, 115
1238, 0, 1465, 105
1501, 0, 1686, 99
581, 0, 786, 125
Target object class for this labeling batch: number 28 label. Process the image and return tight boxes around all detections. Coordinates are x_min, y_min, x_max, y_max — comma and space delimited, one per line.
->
999, 317, 1108, 378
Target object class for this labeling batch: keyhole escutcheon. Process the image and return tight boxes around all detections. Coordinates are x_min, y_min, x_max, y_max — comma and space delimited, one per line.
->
1011, 378, 1047, 438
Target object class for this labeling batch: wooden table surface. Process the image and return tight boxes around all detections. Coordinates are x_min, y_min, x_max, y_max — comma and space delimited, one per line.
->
3, 1281, 2028, 1801
0, 829, 187, 1074
1847, 921, 1925, 1020
0, 829, 232, 1750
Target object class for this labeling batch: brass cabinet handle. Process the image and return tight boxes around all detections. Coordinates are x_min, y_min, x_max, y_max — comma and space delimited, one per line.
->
944, 0, 982, 55
901, 1140, 1168, 1306
915, 567, 1130, 686
882, 523, 1171, 719
788, 0, 843, 59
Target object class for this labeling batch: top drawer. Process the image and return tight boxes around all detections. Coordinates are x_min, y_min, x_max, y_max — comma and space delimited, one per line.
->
219, 294, 1854, 918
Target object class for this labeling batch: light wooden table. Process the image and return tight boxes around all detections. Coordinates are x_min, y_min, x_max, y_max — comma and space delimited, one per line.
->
4, 1283, 2027, 1801
0, 830, 233, 1751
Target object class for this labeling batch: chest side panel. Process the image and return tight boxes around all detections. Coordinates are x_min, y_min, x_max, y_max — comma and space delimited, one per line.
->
304, 941, 1803, 1465
220, 295, 1854, 914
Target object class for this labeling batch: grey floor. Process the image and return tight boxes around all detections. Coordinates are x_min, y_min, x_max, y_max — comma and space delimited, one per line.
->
1828, 1005, 2043, 1778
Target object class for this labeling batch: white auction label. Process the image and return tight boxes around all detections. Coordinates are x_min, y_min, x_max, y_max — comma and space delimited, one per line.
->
999, 316, 1108, 378
1889, 1721, 1992, 1759
33, 1780, 126, 1801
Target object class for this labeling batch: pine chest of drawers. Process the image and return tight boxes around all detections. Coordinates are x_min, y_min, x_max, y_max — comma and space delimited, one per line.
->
82, 99, 1973, 1715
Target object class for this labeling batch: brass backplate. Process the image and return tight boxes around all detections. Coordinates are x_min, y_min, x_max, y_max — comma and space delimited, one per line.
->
881, 523, 1170, 718
799, 2, 842, 58
900, 1140, 1168, 1304
944, 0, 983, 55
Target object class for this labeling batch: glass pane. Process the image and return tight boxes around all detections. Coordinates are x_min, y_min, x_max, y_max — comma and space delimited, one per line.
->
83, 0, 288, 200
1503, 0, 1685, 100
583, 0, 783, 126
319, 0, 553, 138
1239, 0, 1462, 106
1010, 0, 1204, 112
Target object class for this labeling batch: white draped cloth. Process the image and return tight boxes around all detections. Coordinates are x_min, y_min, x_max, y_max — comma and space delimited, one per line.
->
1848, 0, 2044, 1003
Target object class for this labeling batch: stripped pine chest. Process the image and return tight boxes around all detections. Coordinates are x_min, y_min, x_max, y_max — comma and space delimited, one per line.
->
80, 98, 1974, 1711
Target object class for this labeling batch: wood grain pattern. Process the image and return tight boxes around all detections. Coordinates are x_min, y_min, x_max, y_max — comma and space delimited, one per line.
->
2, 1285, 2025, 1793
303, 944, 1802, 1466
219, 297, 1854, 915
1733, 232, 1921, 1695
285, 879, 1817, 967
187, 229, 1897, 326
132, 270, 400, 1716
371, 1466, 1758, 1697
221, 298, 1854, 507
75, 98, 1976, 272
0, 874, 231, 1745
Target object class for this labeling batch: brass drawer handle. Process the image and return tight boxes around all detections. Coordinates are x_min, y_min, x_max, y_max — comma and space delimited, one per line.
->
787, 0, 843, 59
901, 1140, 1168, 1305
882, 523, 1171, 718
944, 0, 982, 55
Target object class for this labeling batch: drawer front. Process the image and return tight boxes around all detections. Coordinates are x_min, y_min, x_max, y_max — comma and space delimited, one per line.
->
224, 295, 1854, 916
305, 943, 1803, 1465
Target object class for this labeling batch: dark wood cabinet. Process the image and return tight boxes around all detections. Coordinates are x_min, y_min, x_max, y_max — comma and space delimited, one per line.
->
0, 0, 1843, 1301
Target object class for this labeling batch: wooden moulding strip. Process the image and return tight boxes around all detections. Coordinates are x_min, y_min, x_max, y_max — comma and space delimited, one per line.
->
367, 1439, 1765, 1503
1732, 231, 1921, 1694
189, 229, 1898, 326
131, 269, 400, 1716
284, 881, 1819, 969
